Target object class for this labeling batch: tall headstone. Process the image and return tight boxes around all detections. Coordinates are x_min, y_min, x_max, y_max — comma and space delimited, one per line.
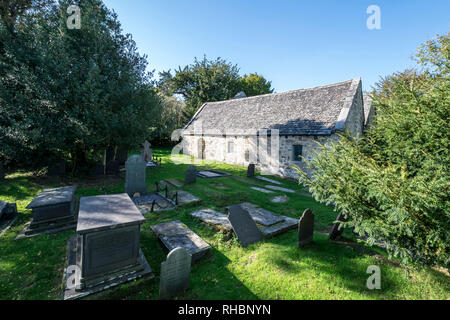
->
227, 204, 263, 247
159, 247, 191, 300
297, 209, 314, 247
247, 163, 255, 177
329, 211, 347, 240
125, 155, 147, 197
0, 162, 4, 180
185, 165, 197, 184
116, 148, 128, 165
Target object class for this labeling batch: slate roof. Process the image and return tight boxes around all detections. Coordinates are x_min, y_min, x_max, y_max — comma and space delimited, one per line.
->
183, 78, 361, 135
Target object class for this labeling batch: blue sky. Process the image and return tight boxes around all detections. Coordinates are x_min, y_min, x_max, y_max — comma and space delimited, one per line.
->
103, 0, 449, 92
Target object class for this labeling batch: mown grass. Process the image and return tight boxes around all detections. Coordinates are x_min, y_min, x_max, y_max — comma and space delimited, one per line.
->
0, 148, 448, 300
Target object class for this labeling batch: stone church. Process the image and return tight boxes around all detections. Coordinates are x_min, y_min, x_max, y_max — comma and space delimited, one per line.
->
181, 78, 373, 178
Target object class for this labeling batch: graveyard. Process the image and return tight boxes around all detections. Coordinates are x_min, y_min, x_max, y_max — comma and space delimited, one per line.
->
0, 148, 448, 300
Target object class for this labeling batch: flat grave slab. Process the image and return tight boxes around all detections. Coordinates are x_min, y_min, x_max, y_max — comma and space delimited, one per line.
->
191, 204, 298, 239
251, 186, 275, 194
228, 202, 285, 226
165, 179, 184, 187
151, 220, 211, 263
190, 209, 232, 232
227, 205, 263, 247
255, 176, 283, 185
197, 170, 231, 178
265, 185, 296, 193
270, 195, 289, 203
17, 186, 78, 239
169, 190, 201, 206
133, 193, 175, 214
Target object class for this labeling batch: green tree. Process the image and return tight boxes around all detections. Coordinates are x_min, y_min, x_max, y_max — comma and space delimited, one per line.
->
158, 56, 274, 121
0, 0, 160, 173
238, 73, 273, 97
296, 32, 449, 267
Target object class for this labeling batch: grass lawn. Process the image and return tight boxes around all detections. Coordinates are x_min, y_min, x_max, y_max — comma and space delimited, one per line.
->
0, 148, 448, 300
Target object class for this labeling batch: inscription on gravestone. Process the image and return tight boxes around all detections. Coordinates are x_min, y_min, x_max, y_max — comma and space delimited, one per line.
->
298, 208, 314, 247
159, 247, 191, 299
227, 204, 263, 247
125, 155, 147, 197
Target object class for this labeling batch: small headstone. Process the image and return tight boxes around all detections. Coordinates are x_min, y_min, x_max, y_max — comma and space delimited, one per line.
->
47, 161, 65, 177
115, 148, 128, 165
298, 209, 314, 247
106, 160, 120, 175
270, 195, 289, 203
247, 163, 255, 177
329, 211, 347, 240
227, 204, 263, 247
185, 165, 197, 184
89, 163, 105, 176
133, 192, 141, 198
159, 247, 191, 300
0, 200, 17, 220
125, 155, 147, 197
0, 162, 4, 180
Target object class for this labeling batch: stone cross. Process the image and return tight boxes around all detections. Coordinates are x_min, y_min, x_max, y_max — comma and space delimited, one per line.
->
298, 208, 314, 247
141, 140, 152, 162
159, 247, 192, 300
247, 163, 255, 177
125, 155, 147, 197
227, 204, 263, 247
329, 211, 347, 240
185, 165, 197, 184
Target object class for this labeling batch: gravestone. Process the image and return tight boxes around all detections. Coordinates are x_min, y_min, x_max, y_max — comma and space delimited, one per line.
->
62, 193, 153, 299
105, 147, 115, 164
185, 165, 197, 184
47, 161, 66, 177
125, 155, 147, 197
0, 162, 4, 180
116, 148, 128, 165
247, 163, 255, 177
298, 209, 314, 247
329, 211, 347, 240
0, 200, 17, 220
159, 247, 191, 300
141, 140, 152, 162
106, 160, 120, 175
151, 220, 210, 262
227, 204, 263, 247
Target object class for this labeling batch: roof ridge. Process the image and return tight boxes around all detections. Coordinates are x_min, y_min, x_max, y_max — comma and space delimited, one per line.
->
205, 78, 357, 105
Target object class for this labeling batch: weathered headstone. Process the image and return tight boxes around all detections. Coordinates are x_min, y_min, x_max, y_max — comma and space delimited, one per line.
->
159, 247, 191, 300
47, 161, 66, 177
227, 204, 263, 247
141, 140, 152, 162
62, 193, 153, 299
298, 209, 314, 247
247, 163, 255, 177
0, 162, 4, 180
329, 211, 347, 240
115, 148, 128, 165
0, 200, 17, 220
185, 165, 197, 184
125, 155, 147, 197
106, 160, 120, 175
